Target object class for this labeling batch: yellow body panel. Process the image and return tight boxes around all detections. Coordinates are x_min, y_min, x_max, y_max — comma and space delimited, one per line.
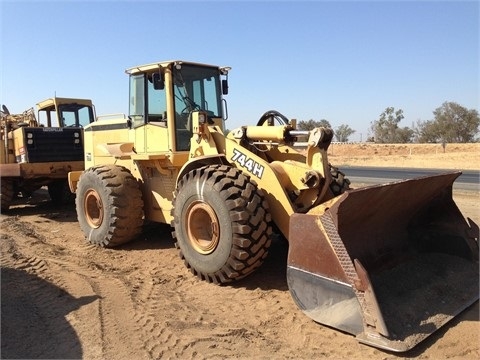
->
80, 115, 191, 224
222, 139, 295, 236
0, 139, 5, 164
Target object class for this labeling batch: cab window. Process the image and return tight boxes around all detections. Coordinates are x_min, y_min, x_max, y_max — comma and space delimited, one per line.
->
147, 74, 167, 124
129, 74, 145, 128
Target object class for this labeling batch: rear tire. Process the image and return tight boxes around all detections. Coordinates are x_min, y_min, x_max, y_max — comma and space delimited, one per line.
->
75, 165, 144, 247
1, 179, 14, 212
329, 164, 351, 196
48, 180, 74, 205
172, 165, 272, 284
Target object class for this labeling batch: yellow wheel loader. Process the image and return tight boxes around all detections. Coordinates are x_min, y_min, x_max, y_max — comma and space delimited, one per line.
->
1, 97, 94, 211
68, 60, 478, 352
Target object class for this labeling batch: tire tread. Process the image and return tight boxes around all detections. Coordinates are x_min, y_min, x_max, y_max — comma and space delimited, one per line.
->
172, 164, 272, 284
76, 165, 144, 247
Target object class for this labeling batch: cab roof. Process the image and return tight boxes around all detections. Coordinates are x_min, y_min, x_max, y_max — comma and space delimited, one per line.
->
36, 97, 93, 111
125, 60, 229, 75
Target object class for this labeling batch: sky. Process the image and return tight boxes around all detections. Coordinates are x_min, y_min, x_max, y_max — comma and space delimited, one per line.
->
1, 0, 478, 142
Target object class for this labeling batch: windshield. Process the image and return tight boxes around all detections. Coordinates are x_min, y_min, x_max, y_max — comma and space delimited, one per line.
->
38, 103, 94, 127
173, 64, 223, 119
58, 104, 94, 127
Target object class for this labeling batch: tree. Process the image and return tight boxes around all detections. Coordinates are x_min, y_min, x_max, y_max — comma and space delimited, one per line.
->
395, 126, 415, 143
416, 102, 479, 143
414, 119, 439, 143
297, 119, 331, 131
334, 124, 355, 142
370, 107, 413, 143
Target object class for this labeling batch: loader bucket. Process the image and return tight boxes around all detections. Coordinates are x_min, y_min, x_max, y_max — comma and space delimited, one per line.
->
287, 171, 479, 352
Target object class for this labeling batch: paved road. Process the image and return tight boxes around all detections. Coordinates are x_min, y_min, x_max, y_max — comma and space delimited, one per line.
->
340, 166, 479, 191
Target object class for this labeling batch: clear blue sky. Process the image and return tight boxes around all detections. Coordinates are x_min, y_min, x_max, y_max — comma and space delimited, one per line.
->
1, 0, 478, 142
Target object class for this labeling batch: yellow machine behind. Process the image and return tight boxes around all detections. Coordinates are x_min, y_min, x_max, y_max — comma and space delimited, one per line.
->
0, 97, 94, 211
68, 60, 479, 352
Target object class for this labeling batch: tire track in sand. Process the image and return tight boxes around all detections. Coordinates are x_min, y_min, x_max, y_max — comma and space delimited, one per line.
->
1, 217, 151, 359
1, 228, 88, 358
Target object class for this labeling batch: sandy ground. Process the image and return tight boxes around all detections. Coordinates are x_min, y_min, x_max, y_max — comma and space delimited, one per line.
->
328, 142, 480, 170
1, 143, 479, 360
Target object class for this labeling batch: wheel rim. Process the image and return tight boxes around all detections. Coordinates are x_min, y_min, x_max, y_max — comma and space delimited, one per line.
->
84, 188, 104, 228
186, 200, 220, 254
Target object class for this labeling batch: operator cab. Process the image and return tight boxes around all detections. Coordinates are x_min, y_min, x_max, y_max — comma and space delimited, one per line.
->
36, 97, 95, 128
127, 60, 229, 152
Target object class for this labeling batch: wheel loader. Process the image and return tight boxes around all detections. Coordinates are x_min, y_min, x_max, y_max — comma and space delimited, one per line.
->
68, 60, 479, 352
1, 97, 94, 211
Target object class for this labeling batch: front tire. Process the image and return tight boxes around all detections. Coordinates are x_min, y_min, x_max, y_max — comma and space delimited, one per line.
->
76, 165, 144, 247
172, 165, 272, 284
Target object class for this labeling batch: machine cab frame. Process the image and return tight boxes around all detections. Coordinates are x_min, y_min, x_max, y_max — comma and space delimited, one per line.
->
127, 61, 228, 152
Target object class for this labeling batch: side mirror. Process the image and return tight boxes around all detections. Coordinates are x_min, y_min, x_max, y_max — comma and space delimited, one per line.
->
153, 72, 164, 90
222, 79, 229, 95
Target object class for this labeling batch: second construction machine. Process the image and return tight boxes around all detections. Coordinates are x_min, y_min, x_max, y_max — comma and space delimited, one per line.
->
68, 60, 479, 352
1, 97, 94, 211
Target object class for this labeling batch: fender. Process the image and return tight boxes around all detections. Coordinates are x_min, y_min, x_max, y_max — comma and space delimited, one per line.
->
176, 154, 229, 185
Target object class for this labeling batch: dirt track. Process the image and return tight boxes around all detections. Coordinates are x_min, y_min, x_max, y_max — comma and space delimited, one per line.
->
1, 184, 478, 360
